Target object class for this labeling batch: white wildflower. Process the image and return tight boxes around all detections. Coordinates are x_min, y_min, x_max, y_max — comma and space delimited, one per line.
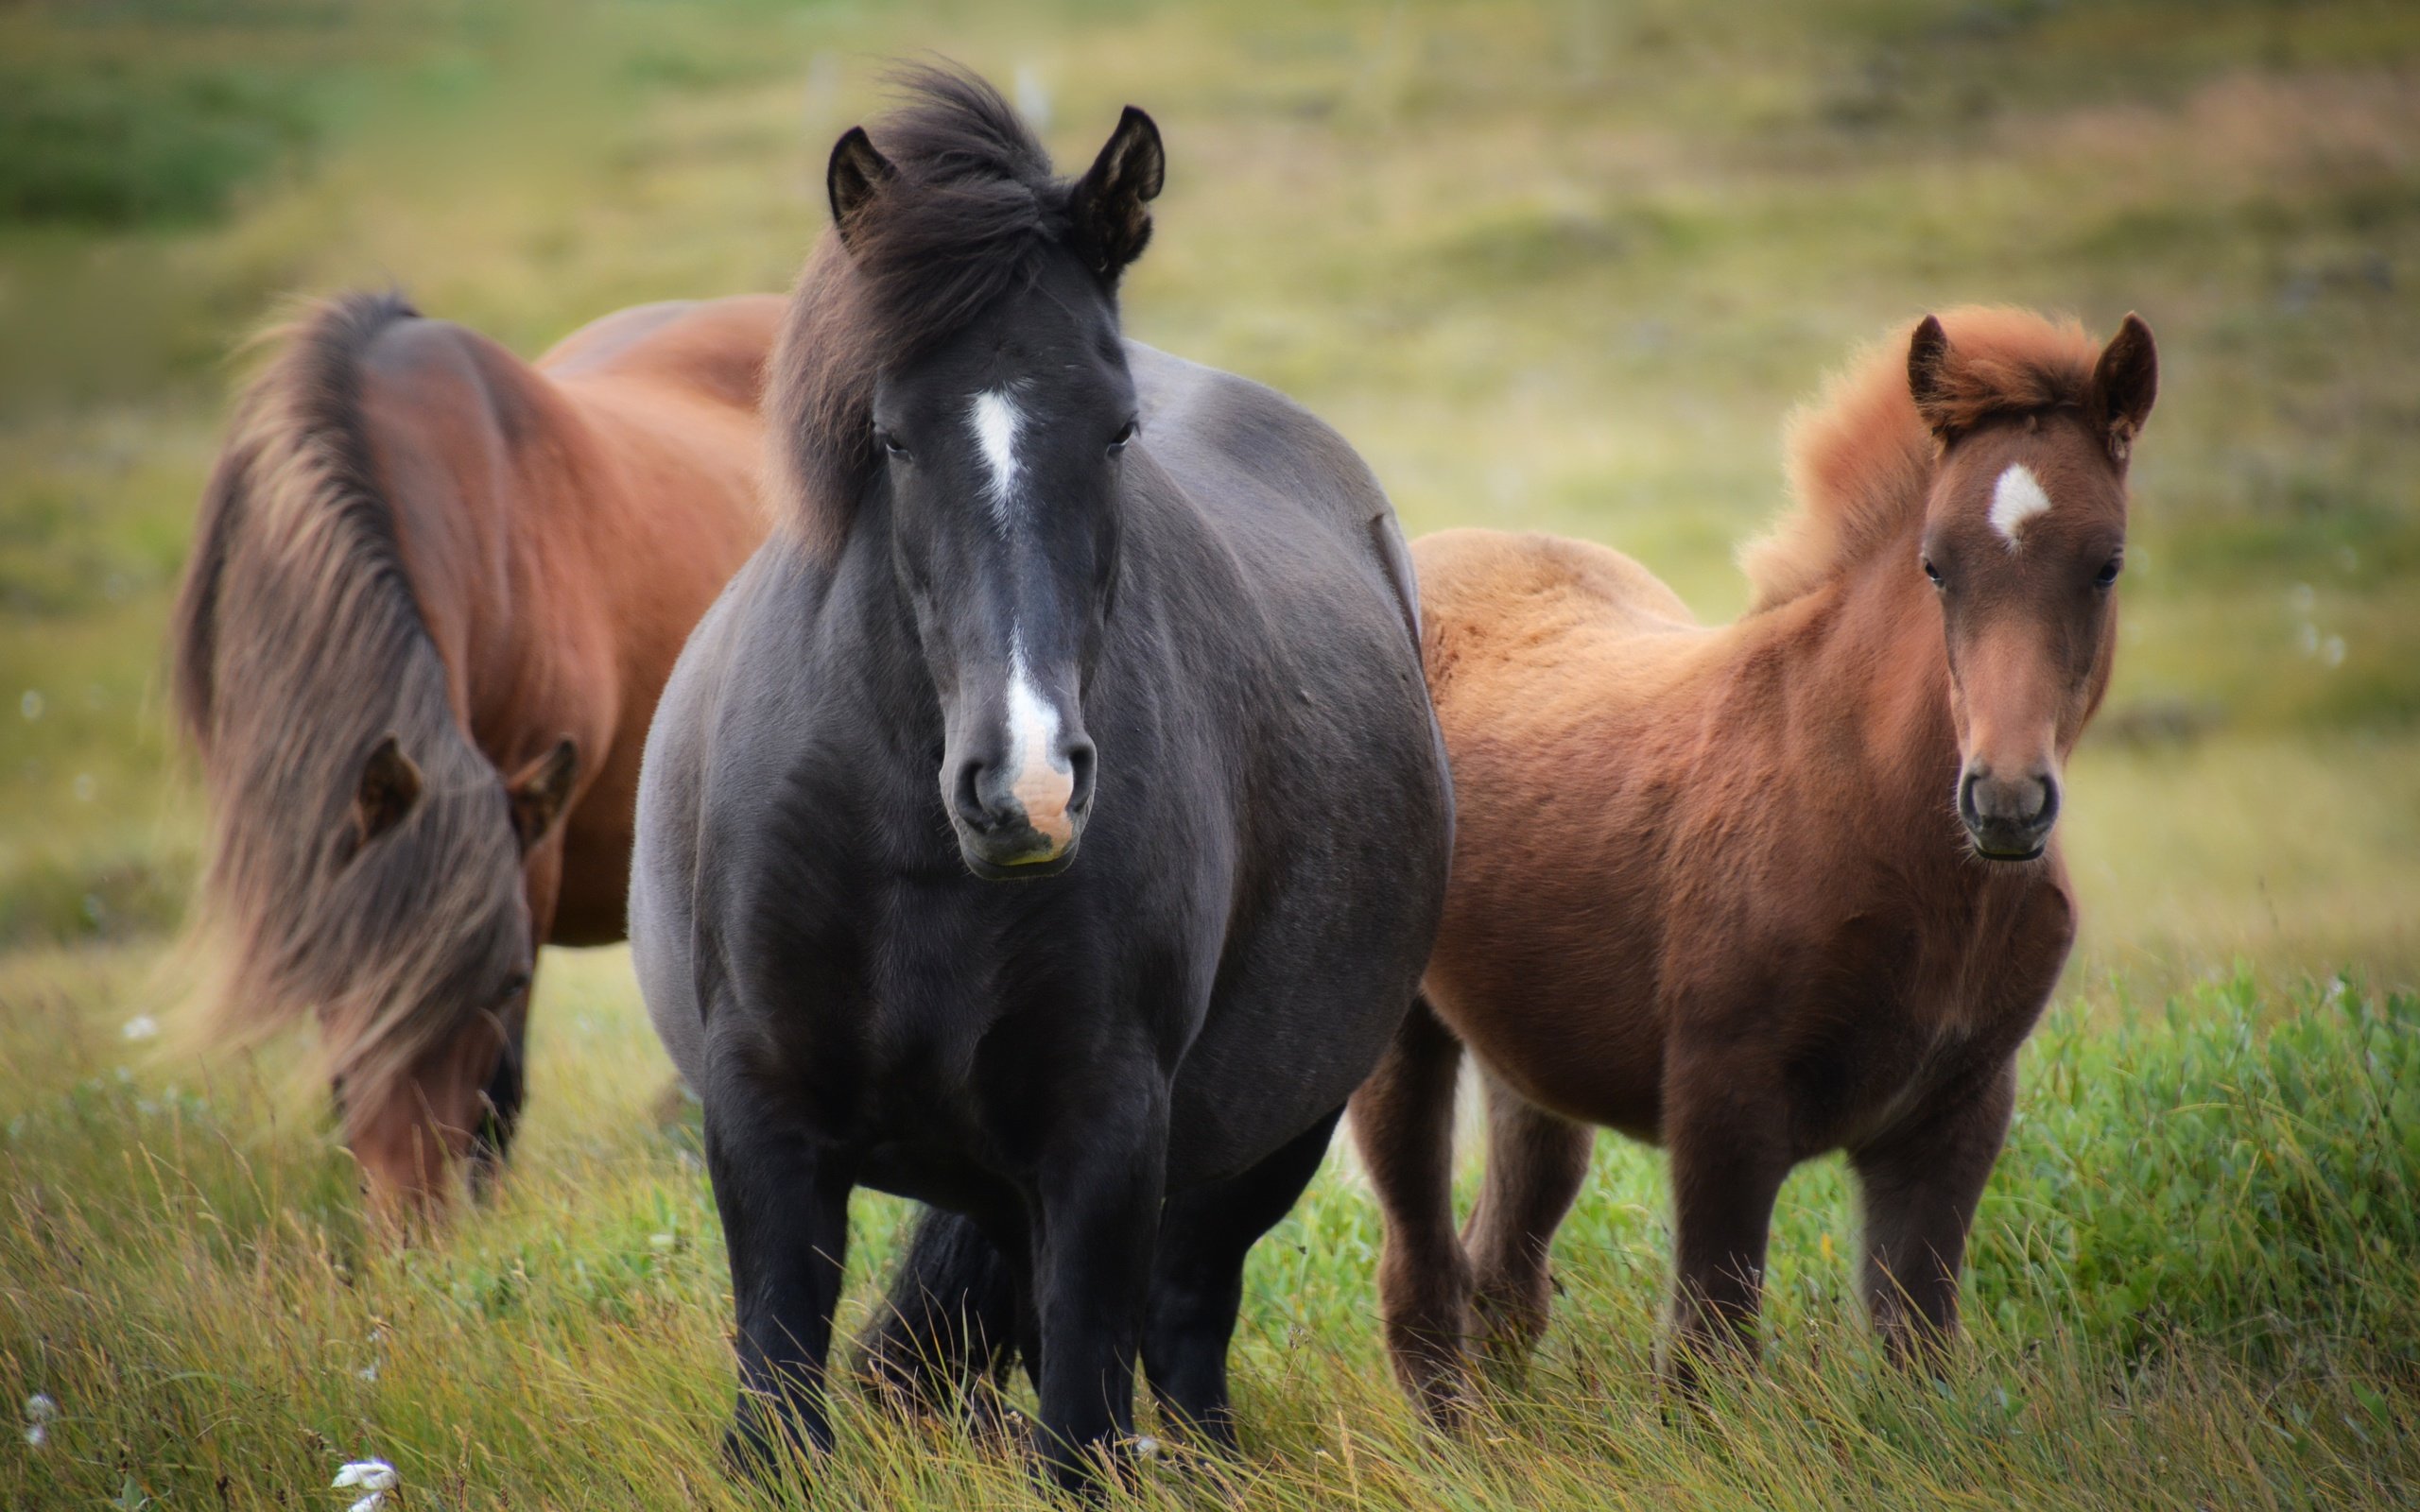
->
648, 1231, 677, 1253
24, 1392, 57, 1448
122, 1016, 159, 1043
332, 1457, 396, 1512
2322, 634, 2346, 668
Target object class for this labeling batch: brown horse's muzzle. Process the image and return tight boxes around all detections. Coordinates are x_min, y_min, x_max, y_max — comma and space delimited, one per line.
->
1959, 763, 2060, 861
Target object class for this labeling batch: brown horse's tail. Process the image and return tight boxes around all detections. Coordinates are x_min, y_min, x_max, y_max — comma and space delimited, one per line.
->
169, 292, 527, 1122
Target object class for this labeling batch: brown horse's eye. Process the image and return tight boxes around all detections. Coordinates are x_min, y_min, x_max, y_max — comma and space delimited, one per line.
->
499, 971, 531, 1003
2094, 556, 2122, 588
1923, 558, 1944, 588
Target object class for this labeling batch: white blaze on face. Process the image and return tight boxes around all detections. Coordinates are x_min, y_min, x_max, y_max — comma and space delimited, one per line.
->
1989, 463, 2053, 548
967, 387, 1074, 850
1004, 631, 1073, 846
970, 388, 1025, 534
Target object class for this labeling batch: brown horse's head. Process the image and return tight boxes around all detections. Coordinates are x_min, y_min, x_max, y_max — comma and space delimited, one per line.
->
1907, 313, 2156, 861
335, 734, 579, 1219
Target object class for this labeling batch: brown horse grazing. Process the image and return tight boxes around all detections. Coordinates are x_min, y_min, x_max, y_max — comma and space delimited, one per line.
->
171, 290, 779, 1217
1351, 307, 2157, 1419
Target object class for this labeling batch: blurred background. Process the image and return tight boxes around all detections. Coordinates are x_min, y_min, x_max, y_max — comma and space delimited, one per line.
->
1, 0, 2413, 1006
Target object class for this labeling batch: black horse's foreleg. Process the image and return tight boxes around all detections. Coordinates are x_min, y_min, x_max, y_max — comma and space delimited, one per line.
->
1142, 1106, 1342, 1452
1030, 1099, 1167, 1492
704, 1083, 853, 1476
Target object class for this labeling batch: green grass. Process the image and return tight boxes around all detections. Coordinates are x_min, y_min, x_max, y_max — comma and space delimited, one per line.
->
3, 953, 2414, 1508
1, 0, 2417, 1504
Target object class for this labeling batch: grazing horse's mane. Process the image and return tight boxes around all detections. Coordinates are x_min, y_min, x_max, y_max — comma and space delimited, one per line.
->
769, 65, 1087, 555
171, 292, 523, 1119
1740, 306, 2102, 612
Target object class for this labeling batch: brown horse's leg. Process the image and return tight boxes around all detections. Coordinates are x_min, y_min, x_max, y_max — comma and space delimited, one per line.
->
1661, 1068, 1792, 1389
1851, 1059, 2016, 1365
1347, 994, 1475, 1426
1463, 1073, 1592, 1373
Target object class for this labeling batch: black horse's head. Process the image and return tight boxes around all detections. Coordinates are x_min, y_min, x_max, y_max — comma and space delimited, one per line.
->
797, 73, 1164, 879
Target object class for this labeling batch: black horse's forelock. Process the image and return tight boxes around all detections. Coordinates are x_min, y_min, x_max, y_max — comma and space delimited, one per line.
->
771, 63, 1093, 557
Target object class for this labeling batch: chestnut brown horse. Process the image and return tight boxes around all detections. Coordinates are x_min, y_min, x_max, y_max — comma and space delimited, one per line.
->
1352, 307, 2157, 1419
172, 290, 779, 1217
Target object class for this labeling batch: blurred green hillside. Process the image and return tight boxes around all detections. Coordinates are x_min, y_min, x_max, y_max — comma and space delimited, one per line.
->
5, 0, 2414, 996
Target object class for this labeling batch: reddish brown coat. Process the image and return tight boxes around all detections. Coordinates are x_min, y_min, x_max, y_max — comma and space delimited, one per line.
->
1351, 307, 2156, 1418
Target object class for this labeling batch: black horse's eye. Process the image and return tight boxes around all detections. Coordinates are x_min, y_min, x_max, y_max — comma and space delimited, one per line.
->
1108, 419, 1139, 454
1923, 557, 1944, 588
874, 427, 909, 461
2094, 556, 2122, 588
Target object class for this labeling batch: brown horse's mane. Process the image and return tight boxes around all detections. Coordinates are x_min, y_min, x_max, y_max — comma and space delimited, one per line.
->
170, 292, 525, 1122
769, 64, 1080, 557
1740, 306, 2102, 612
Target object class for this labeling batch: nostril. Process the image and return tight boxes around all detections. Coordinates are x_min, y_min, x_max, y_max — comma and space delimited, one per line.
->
2031, 776, 2061, 831
1958, 769, 1984, 828
952, 759, 994, 832
1065, 739, 1098, 814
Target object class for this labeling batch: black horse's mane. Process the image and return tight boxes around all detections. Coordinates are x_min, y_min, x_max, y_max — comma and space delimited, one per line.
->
769, 64, 1087, 556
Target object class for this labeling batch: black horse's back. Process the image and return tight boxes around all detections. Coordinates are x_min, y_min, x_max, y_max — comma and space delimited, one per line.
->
630, 65, 1449, 1489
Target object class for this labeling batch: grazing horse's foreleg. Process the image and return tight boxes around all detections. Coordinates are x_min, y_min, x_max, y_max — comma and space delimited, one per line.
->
1851, 1058, 2016, 1365
1347, 994, 1476, 1427
703, 1074, 853, 1477
1463, 1073, 1594, 1373
1143, 1105, 1343, 1452
1029, 1091, 1168, 1491
1662, 1057, 1792, 1387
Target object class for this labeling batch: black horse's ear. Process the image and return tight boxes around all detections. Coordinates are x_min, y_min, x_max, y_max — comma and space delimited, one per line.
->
506, 737, 579, 852
352, 733, 422, 850
826, 126, 897, 247
1069, 106, 1165, 280
2092, 312, 2157, 466
1907, 314, 1960, 438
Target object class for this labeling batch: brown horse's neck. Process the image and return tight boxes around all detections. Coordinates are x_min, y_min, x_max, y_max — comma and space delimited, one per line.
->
365, 364, 605, 772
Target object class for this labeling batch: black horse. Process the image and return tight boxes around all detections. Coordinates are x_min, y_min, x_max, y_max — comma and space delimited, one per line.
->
630, 69, 1452, 1488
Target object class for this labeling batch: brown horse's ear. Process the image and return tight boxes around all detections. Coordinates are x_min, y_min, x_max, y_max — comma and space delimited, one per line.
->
352, 733, 422, 850
826, 126, 897, 248
506, 737, 579, 852
1069, 106, 1165, 281
1907, 314, 1960, 438
2092, 312, 2157, 466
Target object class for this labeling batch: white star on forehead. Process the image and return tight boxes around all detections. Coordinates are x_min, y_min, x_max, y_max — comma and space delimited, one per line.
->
1989, 463, 2052, 547
969, 388, 1025, 533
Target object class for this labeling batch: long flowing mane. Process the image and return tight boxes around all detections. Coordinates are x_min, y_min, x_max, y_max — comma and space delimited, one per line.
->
768, 65, 1080, 556
1739, 306, 2103, 611
170, 292, 524, 1119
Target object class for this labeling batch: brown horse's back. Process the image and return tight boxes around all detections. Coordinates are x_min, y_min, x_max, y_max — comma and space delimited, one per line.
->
1414, 528, 1725, 1139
